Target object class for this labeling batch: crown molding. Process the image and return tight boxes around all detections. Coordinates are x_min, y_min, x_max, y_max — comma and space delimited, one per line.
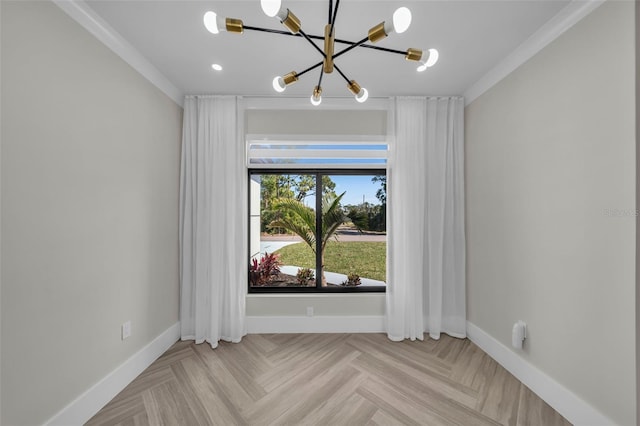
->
53, 0, 605, 111
463, 0, 606, 106
53, 0, 184, 107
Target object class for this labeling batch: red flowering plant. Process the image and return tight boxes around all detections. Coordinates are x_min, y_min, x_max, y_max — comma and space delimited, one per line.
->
249, 252, 282, 286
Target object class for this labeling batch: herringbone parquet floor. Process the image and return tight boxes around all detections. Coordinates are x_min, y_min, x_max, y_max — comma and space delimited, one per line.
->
87, 333, 571, 426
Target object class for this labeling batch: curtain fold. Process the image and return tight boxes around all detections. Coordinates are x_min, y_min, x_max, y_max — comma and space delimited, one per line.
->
386, 96, 466, 341
179, 96, 247, 348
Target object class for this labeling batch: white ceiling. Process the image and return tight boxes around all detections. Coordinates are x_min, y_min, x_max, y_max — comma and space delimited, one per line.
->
84, 0, 572, 99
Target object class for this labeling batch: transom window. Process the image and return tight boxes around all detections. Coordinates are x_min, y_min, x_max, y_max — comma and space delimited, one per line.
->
247, 135, 387, 169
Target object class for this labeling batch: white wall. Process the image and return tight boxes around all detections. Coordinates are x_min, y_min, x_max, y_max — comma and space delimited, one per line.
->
0, 1, 4, 421
1, 1, 182, 424
246, 109, 387, 135
247, 293, 385, 316
636, 3, 640, 423
465, 2, 636, 425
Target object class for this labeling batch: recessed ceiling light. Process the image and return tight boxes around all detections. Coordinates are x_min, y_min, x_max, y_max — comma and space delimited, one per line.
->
211, 64, 223, 71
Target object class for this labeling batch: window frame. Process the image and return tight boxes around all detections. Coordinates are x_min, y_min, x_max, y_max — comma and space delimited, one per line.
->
248, 168, 387, 294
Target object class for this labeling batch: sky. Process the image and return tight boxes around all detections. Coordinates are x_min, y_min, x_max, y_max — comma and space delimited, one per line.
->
331, 175, 382, 207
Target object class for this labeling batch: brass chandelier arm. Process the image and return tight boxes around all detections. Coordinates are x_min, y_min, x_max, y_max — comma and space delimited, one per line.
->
329, 0, 340, 35
287, 60, 350, 86
317, 67, 325, 88
243, 25, 305, 37
297, 61, 325, 78
324, 0, 339, 74
338, 40, 405, 56
208, 2, 432, 103
299, 29, 326, 58
242, 26, 408, 57
333, 65, 353, 84
331, 36, 369, 61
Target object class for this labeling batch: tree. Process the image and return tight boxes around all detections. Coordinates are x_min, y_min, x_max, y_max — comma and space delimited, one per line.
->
346, 202, 385, 232
346, 205, 368, 232
372, 175, 386, 205
269, 192, 346, 286
293, 175, 337, 202
258, 174, 339, 234
371, 175, 386, 231
260, 175, 295, 209
321, 175, 337, 198
293, 175, 315, 202
260, 175, 296, 233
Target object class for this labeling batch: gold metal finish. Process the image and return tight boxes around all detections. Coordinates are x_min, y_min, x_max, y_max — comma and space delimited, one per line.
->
367, 22, 388, 43
283, 71, 299, 86
323, 24, 335, 74
347, 80, 362, 96
313, 86, 322, 98
282, 10, 301, 34
225, 18, 244, 34
405, 48, 423, 62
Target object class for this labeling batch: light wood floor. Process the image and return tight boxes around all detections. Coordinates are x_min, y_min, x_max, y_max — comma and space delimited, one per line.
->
87, 334, 571, 426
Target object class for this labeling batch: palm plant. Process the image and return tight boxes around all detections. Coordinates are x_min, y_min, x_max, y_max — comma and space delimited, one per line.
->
269, 192, 346, 286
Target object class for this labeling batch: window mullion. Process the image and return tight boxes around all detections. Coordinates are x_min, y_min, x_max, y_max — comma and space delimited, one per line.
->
315, 172, 323, 289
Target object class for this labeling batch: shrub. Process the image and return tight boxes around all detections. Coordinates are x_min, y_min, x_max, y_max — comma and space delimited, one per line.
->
296, 267, 315, 285
341, 272, 362, 287
249, 252, 282, 286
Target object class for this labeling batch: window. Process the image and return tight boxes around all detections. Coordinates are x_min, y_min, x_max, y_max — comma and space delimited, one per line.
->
249, 170, 386, 292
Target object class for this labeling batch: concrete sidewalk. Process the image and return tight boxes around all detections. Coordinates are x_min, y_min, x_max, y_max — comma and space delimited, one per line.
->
258, 230, 387, 285
261, 229, 386, 243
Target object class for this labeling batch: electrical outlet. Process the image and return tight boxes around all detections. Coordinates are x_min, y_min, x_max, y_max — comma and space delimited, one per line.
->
306, 306, 314, 317
122, 321, 131, 340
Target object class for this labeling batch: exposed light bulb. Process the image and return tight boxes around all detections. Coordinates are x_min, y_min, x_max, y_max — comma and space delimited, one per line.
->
203, 11, 219, 34
261, 0, 282, 18
425, 48, 439, 67
310, 86, 322, 106
392, 7, 412, 34
347, 80, 368, 103
211, 64, 223, 71
272, 76, 286, 92
417, 48, 439, 72
355, 88, 369, 103
204, 11, 228, 34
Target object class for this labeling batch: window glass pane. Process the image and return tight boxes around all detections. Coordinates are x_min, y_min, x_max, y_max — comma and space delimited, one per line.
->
250, 173, 317, 288
322, 174, 387, 288
249, 158, 387, 166
249, 144, 387, 151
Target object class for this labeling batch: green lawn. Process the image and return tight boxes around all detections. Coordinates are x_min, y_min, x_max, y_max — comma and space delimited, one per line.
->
275, 241, 386, 282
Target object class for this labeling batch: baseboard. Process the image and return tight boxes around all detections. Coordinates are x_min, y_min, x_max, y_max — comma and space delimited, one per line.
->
466, 322, 614, 426
44, 322, 180, 426
246, 315, 386, 334
41, 320, 613, 424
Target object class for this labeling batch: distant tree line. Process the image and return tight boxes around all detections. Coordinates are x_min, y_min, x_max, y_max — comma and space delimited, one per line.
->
345, 175, 386, 232
259, 174, 386, 234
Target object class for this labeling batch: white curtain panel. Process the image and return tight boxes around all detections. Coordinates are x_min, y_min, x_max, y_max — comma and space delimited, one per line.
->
386, 96, 466, 341
179, 95, 247, 348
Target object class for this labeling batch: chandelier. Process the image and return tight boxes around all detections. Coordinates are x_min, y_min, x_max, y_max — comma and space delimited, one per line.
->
203, 0, 439, 105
